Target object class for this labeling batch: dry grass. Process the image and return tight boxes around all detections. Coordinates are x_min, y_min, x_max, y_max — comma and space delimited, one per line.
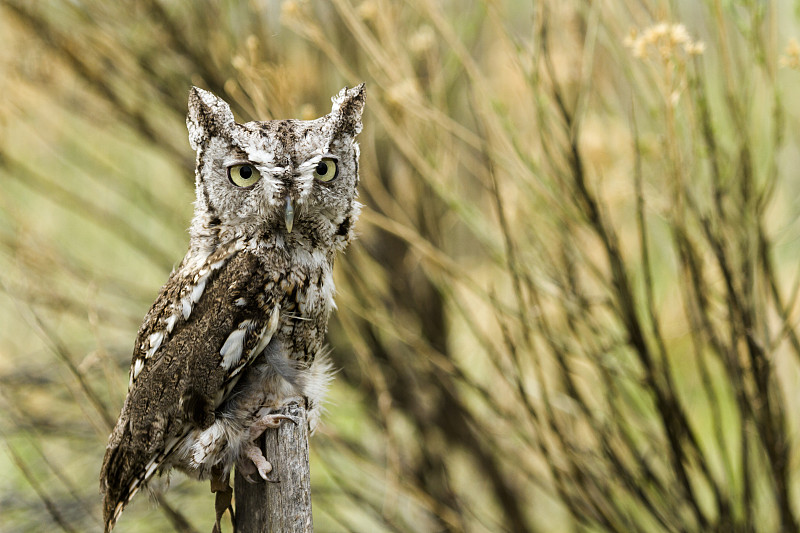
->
1, 1, 800, 532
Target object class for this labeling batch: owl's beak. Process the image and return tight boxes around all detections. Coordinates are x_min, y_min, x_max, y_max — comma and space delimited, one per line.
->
284, 196, 295, 233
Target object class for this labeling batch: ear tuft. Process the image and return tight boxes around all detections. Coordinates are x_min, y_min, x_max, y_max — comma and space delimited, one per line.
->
187, 87, 236, 151
329, 83, 366, 137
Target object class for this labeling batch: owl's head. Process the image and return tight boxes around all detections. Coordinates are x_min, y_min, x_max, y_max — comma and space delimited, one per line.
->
186, 85, 365, 254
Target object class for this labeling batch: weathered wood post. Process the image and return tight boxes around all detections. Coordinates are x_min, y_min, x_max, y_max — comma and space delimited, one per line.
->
234, 401, 313, 532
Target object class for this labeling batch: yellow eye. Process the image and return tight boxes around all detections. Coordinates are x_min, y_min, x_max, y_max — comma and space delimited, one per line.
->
313, 158, 338, 182
228, 164, 261, 187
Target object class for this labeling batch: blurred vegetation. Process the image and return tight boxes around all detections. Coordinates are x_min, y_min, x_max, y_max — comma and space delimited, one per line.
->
2, 0, 800, 532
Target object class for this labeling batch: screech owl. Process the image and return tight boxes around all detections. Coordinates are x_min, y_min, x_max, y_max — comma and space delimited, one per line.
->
99, 84, 365, 532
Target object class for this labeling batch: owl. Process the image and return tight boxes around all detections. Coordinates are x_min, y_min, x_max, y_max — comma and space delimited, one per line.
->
99, 84, 365, 532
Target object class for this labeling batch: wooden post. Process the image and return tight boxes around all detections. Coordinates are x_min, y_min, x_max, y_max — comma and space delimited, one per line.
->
234, 401, 313, 532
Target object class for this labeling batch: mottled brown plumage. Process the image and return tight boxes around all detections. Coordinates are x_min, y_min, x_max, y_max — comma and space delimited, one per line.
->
100, 85, 365, 531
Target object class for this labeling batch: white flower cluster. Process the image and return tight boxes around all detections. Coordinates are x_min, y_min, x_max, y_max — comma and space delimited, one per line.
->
624, 23, 705, 59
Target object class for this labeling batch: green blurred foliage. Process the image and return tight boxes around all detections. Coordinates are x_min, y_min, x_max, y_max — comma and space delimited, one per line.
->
2, 1, 800, 532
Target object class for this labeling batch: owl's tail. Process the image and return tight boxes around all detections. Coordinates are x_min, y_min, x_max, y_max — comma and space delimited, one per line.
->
100, 426, 178, 532
99, 428, 147, 533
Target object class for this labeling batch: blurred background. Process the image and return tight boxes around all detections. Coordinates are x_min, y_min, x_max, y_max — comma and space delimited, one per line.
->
2, 0, 800, 531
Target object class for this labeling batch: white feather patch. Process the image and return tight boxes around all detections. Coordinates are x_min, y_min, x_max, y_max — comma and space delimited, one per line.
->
191, 276, 207, 303
220, 320, 253, 370
181, 296, 192, 320
165, 313, 178, 333
254, 307, 280, 358
305, 353, 336, 435
146, 331, 165, 358
321, 269, 336, 310
191, 423, 226, 466
178, 252, 229, 323
225, 307, 281, 377
184, 249, 211, 273
132, 358, 144, 380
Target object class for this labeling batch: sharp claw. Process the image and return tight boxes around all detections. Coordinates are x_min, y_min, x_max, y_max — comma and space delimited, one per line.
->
266, 413, 300, 427
248, 412, 300, 441
266, 413, 300, 426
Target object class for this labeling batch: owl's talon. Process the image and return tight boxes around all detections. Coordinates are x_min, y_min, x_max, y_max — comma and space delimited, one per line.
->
248, 412, 299, 440
243, 443, 273, 481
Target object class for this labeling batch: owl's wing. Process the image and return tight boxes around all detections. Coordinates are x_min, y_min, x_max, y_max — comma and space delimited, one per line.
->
100, 247, 277, 532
